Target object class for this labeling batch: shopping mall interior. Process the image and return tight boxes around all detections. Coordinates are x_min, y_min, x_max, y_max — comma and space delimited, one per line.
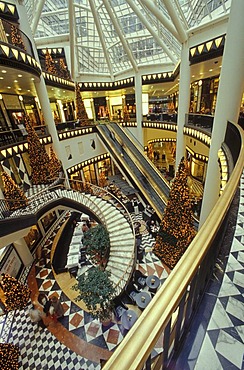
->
0, 1, 243, 369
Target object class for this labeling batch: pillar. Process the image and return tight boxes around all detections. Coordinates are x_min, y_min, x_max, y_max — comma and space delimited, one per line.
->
176, 40, 191, 168
134, 73, 143, 145
15, 1, 67, 167
13, 238, 33, 267
199, 0, 244, 228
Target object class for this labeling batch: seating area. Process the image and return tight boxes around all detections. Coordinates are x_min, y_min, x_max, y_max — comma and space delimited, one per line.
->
113, 270, 162, 331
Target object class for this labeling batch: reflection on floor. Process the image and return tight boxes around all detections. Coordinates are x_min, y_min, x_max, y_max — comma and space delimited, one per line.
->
1, 170, 244, 370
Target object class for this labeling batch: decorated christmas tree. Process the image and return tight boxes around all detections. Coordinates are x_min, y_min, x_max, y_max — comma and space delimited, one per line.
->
98, 171, 107, 188
153, 157, 196, 269
10, 25, 26, 51
123, 105, 130, 122
58, 58, 70, 79
45, 49, 57, 75
25, 115, 51, 184
75, 83, 90, 126
0, 343, 20, 370
1, 171, 28, 211
49, 146, 62, 179
0, 273, 31, 311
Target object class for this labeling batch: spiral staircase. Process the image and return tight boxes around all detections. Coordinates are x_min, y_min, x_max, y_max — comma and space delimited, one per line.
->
2, 183, 136, 296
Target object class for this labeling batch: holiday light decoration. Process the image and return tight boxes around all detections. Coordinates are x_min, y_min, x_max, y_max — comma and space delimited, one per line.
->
75, 83, 90, 126
44, 49, 57, 75
1, 171, 28, 211
49, 146, 62, 179
58, 58, 70, 79
10, 24, 26, 51
0, 273, 31, 311
0, 343, 20, 369
25, 115, 51, 184
153, 157, 196, 269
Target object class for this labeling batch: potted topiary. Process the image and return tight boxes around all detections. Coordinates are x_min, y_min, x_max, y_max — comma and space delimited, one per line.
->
83, 224, 110, 268
72, 267, 115, 324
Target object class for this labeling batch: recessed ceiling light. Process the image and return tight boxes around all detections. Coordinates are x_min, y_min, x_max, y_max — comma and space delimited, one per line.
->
209, 69, 213, 72
14, 80, 18, 82
2, 70, 7, 73
0, 77, 3, 80
7, 86, 11, 89
31, 78, 35, 81
200, 72, 203, 75
18, 74, 22, 77
27, 89, 30, 92
192, 75, 195, 78
18, 88, 22, 91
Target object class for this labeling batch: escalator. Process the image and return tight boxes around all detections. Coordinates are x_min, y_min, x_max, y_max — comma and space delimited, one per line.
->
96, 123, 171, 219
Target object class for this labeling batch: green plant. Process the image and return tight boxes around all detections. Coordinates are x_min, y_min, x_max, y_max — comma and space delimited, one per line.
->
83, 224, 110, 267
72, 267, 115, 322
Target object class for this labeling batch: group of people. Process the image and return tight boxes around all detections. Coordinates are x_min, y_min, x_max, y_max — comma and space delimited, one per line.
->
29, 293, 64, 329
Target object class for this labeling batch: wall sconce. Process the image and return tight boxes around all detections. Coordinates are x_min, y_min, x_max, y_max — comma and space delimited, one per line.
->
198, 80, 202, 86
19, 95, 23, 101
0, 94, 2, 100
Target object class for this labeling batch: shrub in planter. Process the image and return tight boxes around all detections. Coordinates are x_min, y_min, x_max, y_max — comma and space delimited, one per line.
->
72, 267, 115, 322
83, 224, 110, 267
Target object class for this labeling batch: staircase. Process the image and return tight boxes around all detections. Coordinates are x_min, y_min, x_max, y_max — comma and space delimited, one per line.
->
49, 187, 136, 296
2, 183, 136, 295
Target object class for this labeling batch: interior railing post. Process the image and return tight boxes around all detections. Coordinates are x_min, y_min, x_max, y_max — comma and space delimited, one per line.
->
145, 354, 151, 370
162, 318, 171, 369
184, 274, 198, 327
174, 291, 187, 351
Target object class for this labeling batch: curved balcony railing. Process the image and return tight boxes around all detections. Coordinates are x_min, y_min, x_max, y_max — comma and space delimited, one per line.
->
0, 126, 50, 148
103, 120, 244, 369
0, 18, 34, 56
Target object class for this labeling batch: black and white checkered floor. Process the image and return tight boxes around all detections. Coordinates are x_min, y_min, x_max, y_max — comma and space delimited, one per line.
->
1, 173, 244, 369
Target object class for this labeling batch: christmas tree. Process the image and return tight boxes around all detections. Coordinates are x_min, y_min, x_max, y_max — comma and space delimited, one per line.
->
45, 49, 57, 75
10, 25, 26, 51
98, 171, 107, 188
153, 157, 196, 269
75, 83, 90, 126
58, 58, 70, 79
1, 171, 28, 211
0, 343, 20, 370
25, 115, 51, 184
123, 105, 130, 122
0, 273, 31, 311
49, 146, 62, 179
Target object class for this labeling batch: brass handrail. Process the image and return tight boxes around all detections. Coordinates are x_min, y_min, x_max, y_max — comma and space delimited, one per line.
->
103, 122, 244, 369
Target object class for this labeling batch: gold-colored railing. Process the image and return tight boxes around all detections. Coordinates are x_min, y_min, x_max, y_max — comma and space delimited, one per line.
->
103, 121, 244, 369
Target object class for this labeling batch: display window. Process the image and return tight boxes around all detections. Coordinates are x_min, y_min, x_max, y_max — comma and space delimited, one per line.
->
24, 225, 41, 251
41, 211, 57, 231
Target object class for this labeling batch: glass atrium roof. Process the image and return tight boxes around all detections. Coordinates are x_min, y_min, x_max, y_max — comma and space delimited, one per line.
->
23, 0, 231, 80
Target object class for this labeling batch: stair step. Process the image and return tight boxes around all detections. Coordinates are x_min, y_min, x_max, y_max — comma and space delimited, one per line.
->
110, 242, 134, 249
109, 251, 132, 257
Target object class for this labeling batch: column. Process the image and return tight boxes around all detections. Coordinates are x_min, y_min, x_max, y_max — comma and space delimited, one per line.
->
15, 1, 67, 167
175, 40, 191, 168
134, 73, 143, 145
199, 0, 244, 228
13, 238, 33, 267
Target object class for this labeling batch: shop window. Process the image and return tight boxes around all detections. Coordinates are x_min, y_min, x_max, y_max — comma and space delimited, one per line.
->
24, 225, 41, 251
41, 211, 57, 231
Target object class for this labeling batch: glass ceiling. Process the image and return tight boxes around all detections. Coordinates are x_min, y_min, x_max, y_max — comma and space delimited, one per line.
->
23, 0, 231, 79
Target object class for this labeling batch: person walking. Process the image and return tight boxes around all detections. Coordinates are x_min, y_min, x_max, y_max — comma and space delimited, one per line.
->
50, 296, 64, 320
29, 304, 46, 329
